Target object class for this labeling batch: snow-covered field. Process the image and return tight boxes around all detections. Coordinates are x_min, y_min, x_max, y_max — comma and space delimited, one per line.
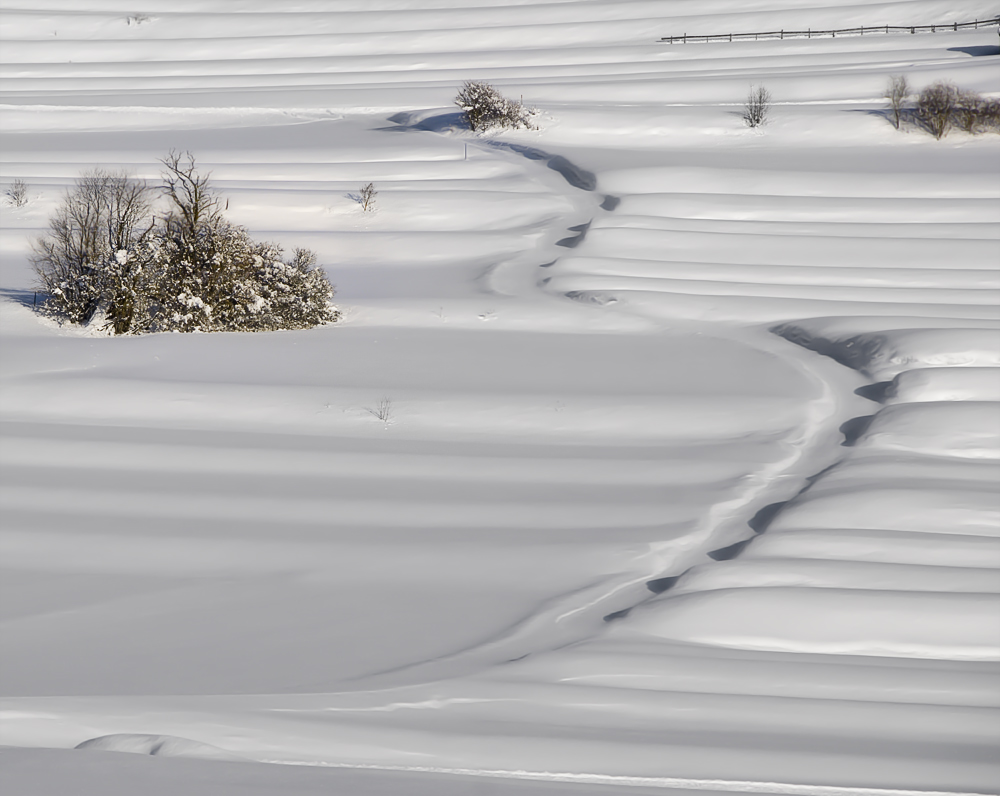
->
1, 1, 998, 794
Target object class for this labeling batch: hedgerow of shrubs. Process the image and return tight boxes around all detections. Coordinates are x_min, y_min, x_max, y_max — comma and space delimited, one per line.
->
886, 76, 1000, 139
30, 152, 338, 334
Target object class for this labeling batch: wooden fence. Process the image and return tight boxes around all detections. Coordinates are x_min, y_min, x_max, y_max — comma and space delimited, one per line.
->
660, 17, 1000, 44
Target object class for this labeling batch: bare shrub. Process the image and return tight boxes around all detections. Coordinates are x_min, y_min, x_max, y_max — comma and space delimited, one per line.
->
743, 85, 771, 128
455, 81, 536, 132
30, 169, 155, 331
953, 89, 987, 134
884, 75, 909, 130
907, 82, 1000, 138
981, 98, 1000, 133
359, 182, 377, 212
366, 397, 394, 425
916, 82, 959, 139
5, 178, 28, 207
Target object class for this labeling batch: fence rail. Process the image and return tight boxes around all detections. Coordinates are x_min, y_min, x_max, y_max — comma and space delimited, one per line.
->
659, 17, 999, 44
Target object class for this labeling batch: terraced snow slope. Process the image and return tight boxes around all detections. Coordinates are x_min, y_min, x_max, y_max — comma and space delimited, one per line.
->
1, 1, 998, 794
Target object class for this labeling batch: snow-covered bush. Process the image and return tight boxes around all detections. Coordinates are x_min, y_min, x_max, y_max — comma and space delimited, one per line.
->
30, 169, 156, 331
149, 223, 336, 332
150, 151, 336, 332
455, 81, 536, 132
31, 152, 338, 334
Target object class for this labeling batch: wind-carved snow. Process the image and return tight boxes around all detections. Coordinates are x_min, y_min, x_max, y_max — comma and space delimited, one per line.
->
0, 1, 998, 794
74, 733, 247, 761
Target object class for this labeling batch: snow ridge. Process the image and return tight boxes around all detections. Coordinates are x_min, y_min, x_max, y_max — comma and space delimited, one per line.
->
264, 761, 999, 796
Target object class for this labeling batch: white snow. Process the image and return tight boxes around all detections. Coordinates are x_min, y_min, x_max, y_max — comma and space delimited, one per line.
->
74, 733, 248, 761
1, 1, 998, 794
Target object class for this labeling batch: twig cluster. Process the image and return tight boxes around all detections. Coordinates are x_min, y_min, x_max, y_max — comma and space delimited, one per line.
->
366, 397, 394, 425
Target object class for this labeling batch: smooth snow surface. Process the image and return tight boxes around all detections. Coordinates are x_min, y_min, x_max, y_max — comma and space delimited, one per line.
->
1, 1, 998, 794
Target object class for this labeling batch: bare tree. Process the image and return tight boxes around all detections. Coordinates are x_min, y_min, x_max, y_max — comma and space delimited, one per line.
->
359, 182, 377, 212
884, 75, 909, 130
5, 178, 28, 207
917, 82, 959, 139
366, 396, 394, 425
30, 169, 154, 330
743, 85, 771, 128
159, 150, 223, 251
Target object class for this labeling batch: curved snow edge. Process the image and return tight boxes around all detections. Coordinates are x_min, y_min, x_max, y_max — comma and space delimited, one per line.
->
75, 733, 247, 762
262, 760, 997, 796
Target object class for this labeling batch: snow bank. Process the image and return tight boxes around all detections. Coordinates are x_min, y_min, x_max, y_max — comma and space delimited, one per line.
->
855, 402, 1000, 458
768, 487, 1000, 536
744, 527, 1000, 568
887, 367, 1000, 404
775, 326, 1000, 380
620, 587, 1000, 660
75, 733, 246, 761
669, 557, 1000, 596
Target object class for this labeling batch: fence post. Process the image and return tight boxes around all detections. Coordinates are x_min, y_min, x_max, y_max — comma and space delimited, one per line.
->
683, 33, 686, 43
729, 33, 732, 42
885, 25, 888, 34
780, 29, 783, 39
807, 28, 811, 38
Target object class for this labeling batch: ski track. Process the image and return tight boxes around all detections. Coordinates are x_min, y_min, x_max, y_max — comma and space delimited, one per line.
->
1, 1, 999, 793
